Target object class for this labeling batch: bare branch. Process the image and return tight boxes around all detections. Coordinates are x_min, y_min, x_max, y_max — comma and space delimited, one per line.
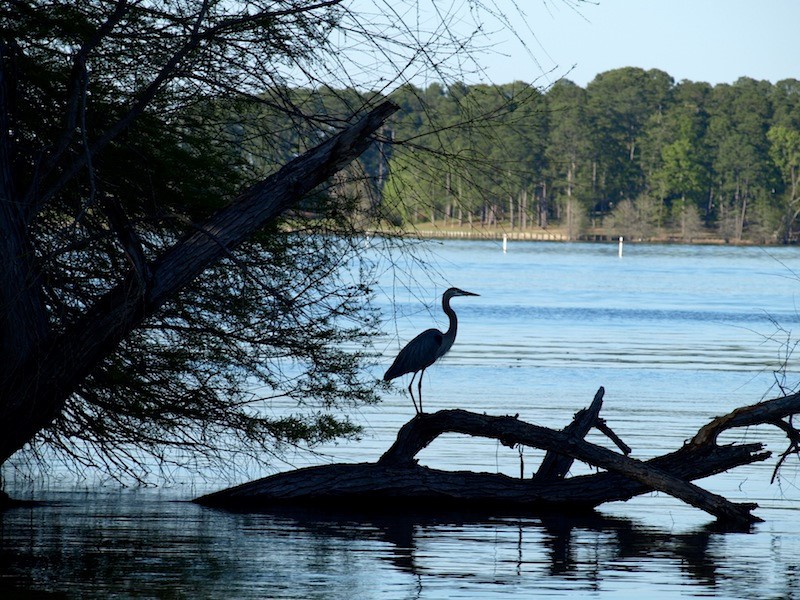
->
691, 391, 800, 446
595, 418, 632, 455
768, 417, 800, 483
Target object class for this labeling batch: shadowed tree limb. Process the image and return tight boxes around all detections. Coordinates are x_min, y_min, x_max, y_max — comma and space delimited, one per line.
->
595, 418, 632, 455
690, 391, 800, 487
0, 100, 399, 466
691, 391, 800, 446
377, 406, 760, 526
534, 386, 605, 481
767, 417, 800, 483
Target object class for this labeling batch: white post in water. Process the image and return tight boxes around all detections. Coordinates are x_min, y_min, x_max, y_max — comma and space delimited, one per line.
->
502, 233, 508, 254
618, 236, 623, 258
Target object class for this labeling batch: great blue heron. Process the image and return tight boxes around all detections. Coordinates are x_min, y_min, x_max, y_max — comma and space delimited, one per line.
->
384, 287, 479, 413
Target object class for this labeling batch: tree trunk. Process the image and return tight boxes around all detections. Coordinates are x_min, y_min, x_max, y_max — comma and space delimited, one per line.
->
539, 181, 548, 228
0, 101, 399, 466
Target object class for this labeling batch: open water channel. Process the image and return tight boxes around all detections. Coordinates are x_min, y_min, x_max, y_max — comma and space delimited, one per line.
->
3, 240, 800, 598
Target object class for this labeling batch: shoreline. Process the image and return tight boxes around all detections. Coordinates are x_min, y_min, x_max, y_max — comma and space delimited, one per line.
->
384, 226, 774, 246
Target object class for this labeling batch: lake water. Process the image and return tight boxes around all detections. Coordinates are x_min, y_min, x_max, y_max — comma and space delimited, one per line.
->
4, 240, 800, 598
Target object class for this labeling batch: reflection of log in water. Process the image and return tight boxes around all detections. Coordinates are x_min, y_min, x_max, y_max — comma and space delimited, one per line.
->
207, 504, 728, 589
195, 388, 800, 527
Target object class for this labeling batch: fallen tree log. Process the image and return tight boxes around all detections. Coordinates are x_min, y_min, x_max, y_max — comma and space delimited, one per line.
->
195, 388, 800, 526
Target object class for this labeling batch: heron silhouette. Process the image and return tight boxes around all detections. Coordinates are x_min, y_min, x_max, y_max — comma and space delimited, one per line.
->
384, 287, 479, 413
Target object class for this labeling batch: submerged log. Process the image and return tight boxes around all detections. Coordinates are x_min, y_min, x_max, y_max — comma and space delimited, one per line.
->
195, 388, 800, 526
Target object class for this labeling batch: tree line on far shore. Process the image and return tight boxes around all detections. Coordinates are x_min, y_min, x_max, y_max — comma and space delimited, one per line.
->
384, 69, 800, 244
238, 69, 799, 244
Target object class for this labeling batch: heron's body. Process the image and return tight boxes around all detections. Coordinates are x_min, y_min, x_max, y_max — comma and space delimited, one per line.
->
384, 287, 478, 413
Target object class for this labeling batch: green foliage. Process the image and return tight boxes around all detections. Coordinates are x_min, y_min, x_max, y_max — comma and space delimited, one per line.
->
585, 68, 674, 208
767, 125, 800, 241
769, 126, 800, 180
646, 81, 712, 218
382, 81, 547, 228
374, 69, 800, 243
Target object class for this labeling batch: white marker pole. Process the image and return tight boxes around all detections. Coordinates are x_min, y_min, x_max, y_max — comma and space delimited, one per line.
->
618, 236, 623, 258
503, 233, 508, 254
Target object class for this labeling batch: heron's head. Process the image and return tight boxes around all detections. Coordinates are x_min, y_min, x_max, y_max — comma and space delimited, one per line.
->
444, 287, 479, 299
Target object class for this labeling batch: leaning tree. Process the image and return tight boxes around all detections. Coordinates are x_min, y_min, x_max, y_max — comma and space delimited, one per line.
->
0, 0, 552, 482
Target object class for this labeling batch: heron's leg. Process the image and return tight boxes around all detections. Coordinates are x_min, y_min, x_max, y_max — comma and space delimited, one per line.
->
417, 368, 425, 413
407, 372, 420, 414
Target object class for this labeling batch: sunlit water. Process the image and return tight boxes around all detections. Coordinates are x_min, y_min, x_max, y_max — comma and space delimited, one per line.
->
4, 240, 800, 598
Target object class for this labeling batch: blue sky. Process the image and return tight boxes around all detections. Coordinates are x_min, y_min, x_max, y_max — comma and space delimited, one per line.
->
476, 0, 799, 87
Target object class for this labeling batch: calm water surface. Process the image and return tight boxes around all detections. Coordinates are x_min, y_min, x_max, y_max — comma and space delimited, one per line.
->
4, 241, 800, 599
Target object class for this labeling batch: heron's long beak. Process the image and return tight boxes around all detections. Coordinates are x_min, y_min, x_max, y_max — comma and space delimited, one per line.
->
457, 289, 479, 297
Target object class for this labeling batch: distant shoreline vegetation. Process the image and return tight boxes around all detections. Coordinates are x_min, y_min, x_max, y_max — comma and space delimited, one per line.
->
373, 70, 800, 246
256, 68, 799, 246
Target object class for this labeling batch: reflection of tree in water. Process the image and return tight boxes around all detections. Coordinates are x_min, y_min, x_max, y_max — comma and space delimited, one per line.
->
279, 506, 800, 598
264, 507, 745, 593
530, 514, 721, 585
2, 497, 794, 597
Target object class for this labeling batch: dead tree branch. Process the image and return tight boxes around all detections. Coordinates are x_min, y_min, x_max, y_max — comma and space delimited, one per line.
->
691, 391, 800, 446
196, 389, 800, 527
376, 402, 760, 525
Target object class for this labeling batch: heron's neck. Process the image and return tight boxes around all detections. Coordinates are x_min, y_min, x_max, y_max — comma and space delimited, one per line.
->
442, 296, 458, 342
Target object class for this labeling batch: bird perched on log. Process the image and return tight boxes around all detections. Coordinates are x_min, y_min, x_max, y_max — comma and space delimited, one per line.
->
384, 287, 479, 413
